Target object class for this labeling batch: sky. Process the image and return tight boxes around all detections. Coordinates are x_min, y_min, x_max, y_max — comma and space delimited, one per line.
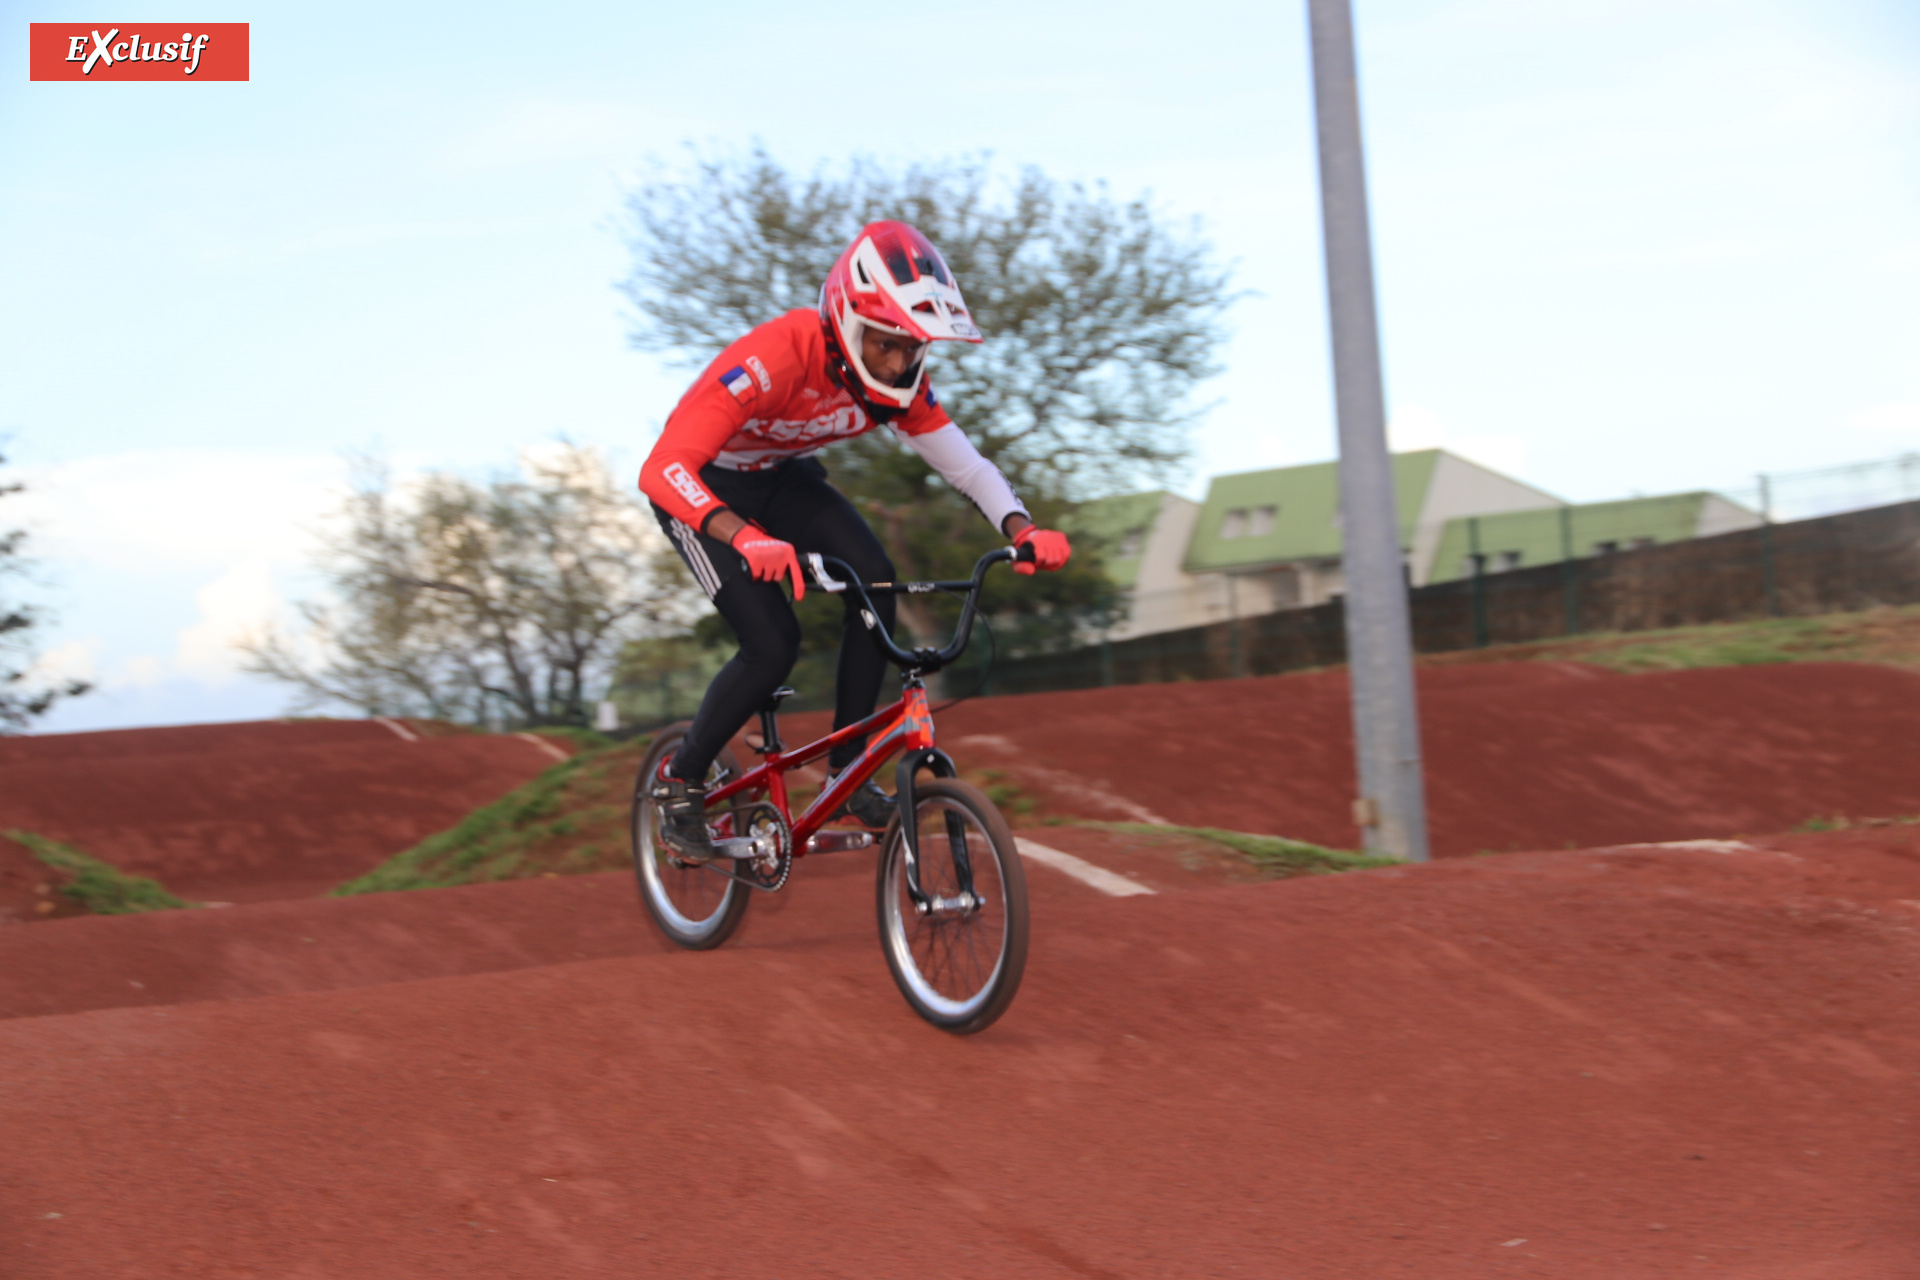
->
2, 0, 1916, 732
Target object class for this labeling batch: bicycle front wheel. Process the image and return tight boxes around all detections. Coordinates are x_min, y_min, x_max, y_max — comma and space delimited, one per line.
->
632, 725, 751, 950
876, 779, 1028, 1034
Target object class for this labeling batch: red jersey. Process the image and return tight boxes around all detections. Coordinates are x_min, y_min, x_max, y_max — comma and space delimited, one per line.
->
640, 309, 952, 529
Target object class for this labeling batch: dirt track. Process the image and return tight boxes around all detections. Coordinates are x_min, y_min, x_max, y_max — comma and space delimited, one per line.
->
3, 665, 1918, 1276
0, 719, 566, 911
779, 661, 1920, 856
3, 824, 1916, 1278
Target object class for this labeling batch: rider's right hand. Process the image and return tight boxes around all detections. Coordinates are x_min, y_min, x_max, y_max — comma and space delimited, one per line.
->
730, 525, 806, 600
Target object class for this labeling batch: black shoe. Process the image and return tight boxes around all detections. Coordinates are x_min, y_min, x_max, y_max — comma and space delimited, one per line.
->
828, 772, 896, 830
651, 772, 716, 863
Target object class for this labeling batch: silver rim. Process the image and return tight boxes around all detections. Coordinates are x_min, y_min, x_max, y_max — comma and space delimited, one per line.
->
636, 759, 739, 941
881, 796, 1010, 1022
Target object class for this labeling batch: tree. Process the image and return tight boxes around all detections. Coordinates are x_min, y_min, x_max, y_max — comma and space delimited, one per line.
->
615, 149, 1235, 648
0, 452, 90, 732
243, 445, 699, 726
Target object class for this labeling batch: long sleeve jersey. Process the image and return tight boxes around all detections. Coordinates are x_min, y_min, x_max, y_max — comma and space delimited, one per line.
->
638, 309, 1026, 533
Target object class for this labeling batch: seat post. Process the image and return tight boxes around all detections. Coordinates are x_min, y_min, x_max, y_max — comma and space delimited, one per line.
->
756, 686, 795, 755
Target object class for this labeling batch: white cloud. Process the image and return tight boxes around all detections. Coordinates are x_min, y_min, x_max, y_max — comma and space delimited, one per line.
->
174, 556, 281, 680
15, 450, 347, 575
1389, 405, 1532, 479
29, 636, 101, 686
118, 655, 166, 689
77, 557, 283, 698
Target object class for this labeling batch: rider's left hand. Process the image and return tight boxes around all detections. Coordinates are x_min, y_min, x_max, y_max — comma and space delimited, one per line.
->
1012, 525, 1072, 575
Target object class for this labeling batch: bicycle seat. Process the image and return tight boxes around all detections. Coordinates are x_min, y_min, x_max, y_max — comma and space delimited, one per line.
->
762, 687, 796, 713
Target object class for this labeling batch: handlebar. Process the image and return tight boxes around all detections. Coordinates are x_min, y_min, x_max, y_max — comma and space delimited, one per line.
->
805, 543, 1034, 675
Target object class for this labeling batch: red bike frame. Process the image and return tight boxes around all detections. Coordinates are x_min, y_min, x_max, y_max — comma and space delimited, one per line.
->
698, 682, 936, 855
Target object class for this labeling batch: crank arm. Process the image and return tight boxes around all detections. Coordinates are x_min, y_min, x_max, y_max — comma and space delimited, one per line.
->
666, 835, 773, 869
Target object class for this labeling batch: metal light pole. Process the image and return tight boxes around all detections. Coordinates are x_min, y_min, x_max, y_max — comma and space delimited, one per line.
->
1306, 0, 1430, 862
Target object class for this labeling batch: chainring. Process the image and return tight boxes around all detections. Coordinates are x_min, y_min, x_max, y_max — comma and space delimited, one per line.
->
709, 800, 792, 892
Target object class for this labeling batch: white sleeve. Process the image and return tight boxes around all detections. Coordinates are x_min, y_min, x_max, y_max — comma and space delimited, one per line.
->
900, 423, 1029, 532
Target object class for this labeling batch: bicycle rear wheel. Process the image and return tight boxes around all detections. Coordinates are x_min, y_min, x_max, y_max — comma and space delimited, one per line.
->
876, 779, 1028, 1034
632, 725, 751, 950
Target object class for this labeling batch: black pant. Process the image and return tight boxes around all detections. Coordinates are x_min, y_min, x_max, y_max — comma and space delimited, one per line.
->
652, 457, 897, 780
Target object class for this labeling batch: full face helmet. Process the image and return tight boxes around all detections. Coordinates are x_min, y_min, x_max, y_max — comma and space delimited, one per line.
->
819, 221, 982, 410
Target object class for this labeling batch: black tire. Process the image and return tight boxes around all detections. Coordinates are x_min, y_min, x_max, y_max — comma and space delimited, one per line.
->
632, 724, 751, 950
876, 779, 1029, 1034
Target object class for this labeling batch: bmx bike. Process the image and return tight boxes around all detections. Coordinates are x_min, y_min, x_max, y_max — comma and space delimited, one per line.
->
630, 545, 1033, 1034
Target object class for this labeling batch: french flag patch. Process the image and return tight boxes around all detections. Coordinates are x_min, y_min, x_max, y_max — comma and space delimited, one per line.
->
719, 365, 754, 400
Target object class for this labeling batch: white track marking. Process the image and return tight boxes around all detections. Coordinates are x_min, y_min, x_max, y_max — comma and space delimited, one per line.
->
1598, 838, 1804, 862
1015, 839, 1155, 897
1636, 839, 1756, 854
515, 733, 570, 763
372, 717, 418, 742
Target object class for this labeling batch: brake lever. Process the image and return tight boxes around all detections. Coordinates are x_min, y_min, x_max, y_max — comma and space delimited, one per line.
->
805, 552, 847, 593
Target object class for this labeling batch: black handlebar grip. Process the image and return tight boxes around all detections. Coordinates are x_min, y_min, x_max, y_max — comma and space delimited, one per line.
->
1014, 541, 1037, 564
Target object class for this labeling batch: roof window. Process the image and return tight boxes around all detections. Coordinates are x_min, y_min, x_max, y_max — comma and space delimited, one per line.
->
1219, 505, 1277, 540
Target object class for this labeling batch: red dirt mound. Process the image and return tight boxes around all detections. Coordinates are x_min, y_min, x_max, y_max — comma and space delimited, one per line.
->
789, 660, 1920, 855
0, 719, 567, 905
0, 871, 654, 1020
0, 825, 1913, 1277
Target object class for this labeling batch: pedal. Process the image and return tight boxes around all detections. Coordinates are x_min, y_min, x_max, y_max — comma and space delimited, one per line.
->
806, 830, 875, 854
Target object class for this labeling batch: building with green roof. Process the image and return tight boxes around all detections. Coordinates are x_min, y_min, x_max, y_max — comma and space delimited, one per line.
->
1181, 449, 1562, 615
1082, 450, 1760, 637
1425, 492, 1760, 582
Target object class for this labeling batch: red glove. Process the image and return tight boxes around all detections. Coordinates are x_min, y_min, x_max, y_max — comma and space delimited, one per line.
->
730, 525, 805, 600
1012, 524, 1072, 575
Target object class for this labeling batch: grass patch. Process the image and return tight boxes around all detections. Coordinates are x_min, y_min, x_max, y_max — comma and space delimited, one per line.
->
974, 768, 1037, 816
1426, 606, 1920, 674
1080, 821, 1399, 877
4, 829, 193, 914
1570, 617, 1859, 672
334, 741, 648, 895
1790, 814, 1920, 832
524, 725, 618, 751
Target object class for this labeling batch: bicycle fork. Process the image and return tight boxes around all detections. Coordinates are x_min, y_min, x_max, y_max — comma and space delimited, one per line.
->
895, 746, 982, 917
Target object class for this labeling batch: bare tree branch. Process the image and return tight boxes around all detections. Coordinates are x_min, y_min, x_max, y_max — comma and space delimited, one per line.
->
0, 451, 89, 732
241, 445, 701, 726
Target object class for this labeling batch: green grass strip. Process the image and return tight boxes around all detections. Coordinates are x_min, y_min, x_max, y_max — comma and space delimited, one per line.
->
333, 747, 612, 895
4, 828, 193, 914
1566, 615, 1863, 673
1082, 821, 1401, 874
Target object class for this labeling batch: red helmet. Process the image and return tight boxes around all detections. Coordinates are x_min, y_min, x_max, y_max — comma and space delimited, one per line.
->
819, 221, 982, 410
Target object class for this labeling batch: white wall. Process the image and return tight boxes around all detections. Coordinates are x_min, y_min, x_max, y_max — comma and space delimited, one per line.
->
1134, 495, 1201, 595
1409, 452, 1565, 585
1109, 494, 1217, 640
1695, 493, 1765, 538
